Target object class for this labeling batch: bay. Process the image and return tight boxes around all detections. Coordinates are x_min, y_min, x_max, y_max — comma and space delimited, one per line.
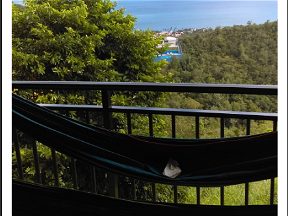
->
115, 1, 278, 31
12, 0, 278, 31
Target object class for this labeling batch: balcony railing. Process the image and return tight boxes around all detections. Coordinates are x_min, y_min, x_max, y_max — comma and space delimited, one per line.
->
12, 81, 277, 206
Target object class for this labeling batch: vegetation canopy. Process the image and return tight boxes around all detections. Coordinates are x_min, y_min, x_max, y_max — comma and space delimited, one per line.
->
12, 0, 168, 82
12, 0, 171, 135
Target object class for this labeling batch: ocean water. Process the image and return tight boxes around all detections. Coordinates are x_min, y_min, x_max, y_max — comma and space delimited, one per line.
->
115, 1, 278, 31
12, 0, 278, 31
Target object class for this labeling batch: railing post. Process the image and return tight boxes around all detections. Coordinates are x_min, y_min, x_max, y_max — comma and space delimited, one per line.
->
273, 119, 277, 132
101, 90, 118, 198
148, 113, 157, 202
51, 148, 59, 187
220, 117, 224, 205
12, 128, 24, 180
101, 90, 113, 130
31, 138, 42, 184
270, 120, 277, 205
149, 113, 153, 136
107, 171, 119, 197
127, 112, 136, 199
172, 115, 176, 138
195, 116, 200, 138
85, 110, 97, 193
246, 119, 251, 135
66, 110, 78, 190
196, 186, 200, 205
220, 117, 224, 138
270, 178, 275, 205
70, 158, 78, 190
174, 185, 178, 203
127, 112, 132, 134
131, 179, 136, 200
90, 166, 97, 193
195, 116, 200, 205
152, 183, 156, 202
245, 183, 249, 205
220, 186, 224, 206
245, 119, 251, 205
127, 113, 135, 200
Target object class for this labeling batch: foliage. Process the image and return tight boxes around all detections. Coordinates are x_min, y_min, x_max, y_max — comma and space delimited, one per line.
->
165, 47, 178, 51
118, 179, 197, 204
161, 21, 277, 139
12, 0, 174, 201
12, 135, 74, 188
12, 0, 169, 92
12, 0, 172, 137
158, 23, 278, 204
13, 3, 26, 10
164, 21, 277, 86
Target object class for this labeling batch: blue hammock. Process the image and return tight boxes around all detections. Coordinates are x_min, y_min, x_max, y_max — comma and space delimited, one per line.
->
12, 93, 277, 187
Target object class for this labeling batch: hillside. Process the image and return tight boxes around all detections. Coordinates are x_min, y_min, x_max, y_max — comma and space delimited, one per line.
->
161, 21, 278, 138
163, 21, 277, 85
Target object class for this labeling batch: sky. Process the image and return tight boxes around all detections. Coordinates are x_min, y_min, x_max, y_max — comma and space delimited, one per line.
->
116, 0, 277, 1
11, 0, 278, 4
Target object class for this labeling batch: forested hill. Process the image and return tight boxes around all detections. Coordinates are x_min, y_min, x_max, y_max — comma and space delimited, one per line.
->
13, 3, 25, 10
162, 20, 277, 85
161, 21, 277, 138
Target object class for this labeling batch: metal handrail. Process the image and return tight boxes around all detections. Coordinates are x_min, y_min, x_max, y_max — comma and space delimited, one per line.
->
12, 81, 277, 95
39, 104, 277, 120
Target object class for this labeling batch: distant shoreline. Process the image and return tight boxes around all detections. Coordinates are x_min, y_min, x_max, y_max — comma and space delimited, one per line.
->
137, 20, 278, 32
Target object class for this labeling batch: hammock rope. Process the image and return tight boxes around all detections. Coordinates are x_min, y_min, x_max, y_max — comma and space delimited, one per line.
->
12, 93, 277, 187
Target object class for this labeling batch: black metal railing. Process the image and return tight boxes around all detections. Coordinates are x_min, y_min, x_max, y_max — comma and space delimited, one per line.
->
12, 81, 277, 205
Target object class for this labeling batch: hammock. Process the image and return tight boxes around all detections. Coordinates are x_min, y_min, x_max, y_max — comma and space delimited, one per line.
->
12, 93, 277, 187
13, 180, 277, 216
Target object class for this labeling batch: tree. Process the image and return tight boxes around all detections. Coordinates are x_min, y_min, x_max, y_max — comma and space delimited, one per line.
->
159, 21, 277, 139
12, 0, 182, 202
12, 0, 167, 82
13, 3, 26, 10
12, 0, 171, 133
12, 0, 168, 88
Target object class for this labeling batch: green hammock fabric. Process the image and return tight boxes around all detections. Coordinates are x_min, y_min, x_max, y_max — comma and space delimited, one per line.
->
13, 180, 277, 216
12, 93, 277, 186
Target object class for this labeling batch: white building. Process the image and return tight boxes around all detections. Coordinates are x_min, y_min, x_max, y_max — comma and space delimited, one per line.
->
163, 36, 177, 46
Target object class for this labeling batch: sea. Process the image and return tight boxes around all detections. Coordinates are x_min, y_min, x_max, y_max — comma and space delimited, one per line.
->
115, 1, 278, 31
11, 1, 278, 31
